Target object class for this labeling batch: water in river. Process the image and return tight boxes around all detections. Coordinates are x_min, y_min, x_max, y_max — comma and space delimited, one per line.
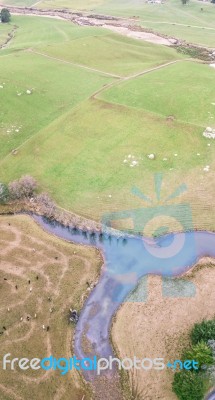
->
33, 214, 215, 384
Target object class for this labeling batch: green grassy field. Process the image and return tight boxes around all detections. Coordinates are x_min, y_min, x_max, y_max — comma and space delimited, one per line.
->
0, 0, 34, 5
0, 15, 215, 233
99, 61, 215, 126
36, 0, 215, 26
35, 0, 215, 47
0, 50, 113, 159
3, 16, 183, 76
0, 24, 14, 48
0, 16, 108, 52
141, 21, 215, 48
0, 97, 214, 229
1, 9, 215, 400
1, 0, 215, 47
39, 32, 183, 76
0, 15, 185, 160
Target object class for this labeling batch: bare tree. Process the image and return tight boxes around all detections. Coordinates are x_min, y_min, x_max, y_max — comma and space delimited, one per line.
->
9, 175, 37, 199
36, 193, 56, 217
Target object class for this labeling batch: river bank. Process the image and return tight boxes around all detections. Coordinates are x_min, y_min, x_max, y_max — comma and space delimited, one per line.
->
0, 4, 176, 46
1, 207, 214, 399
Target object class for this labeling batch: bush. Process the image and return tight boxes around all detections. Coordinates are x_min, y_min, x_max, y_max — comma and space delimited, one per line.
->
184, 341, 214, 370
9, 175, 37, 200
36, 193, 56, 218
173, 370, 205, 400
191, 319, 215, 345
0, 183, 9, 204
1, 8, 11, 23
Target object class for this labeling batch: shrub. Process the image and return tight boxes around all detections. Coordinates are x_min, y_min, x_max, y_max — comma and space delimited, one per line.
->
184, 341, 214, 370
173, 370, 205, 400
1, 8, 11, 23
0, 183, 9, 204
36, 193, 56, 218
191, 320, 215, 345
9, 175, 37, 200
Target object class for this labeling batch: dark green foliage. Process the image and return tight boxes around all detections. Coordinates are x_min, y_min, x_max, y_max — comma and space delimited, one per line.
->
173, 370, 205, 400
183, 341, 214, 370
0, 8, 11, 23
176, 45, 212, 61
191, 320, 215, 345
0, 183, 9, 204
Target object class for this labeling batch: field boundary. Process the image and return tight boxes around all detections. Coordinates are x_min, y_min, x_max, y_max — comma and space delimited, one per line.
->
27, 49, 121, 78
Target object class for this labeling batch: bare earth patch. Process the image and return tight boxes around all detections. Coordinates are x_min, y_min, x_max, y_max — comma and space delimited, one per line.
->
103, 25, 172, 46
0, 214, 102, 400
112, 262, 215, 400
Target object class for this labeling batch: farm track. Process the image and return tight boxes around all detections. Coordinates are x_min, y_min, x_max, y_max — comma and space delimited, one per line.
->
0, 9, 215, 400
140, 20, 215, 31
1, 3, 215, 48
0, 24, 18, 50
27, 49, 121, 78
0, 47, 205, 171
91, 57, 204, 98
0, 3, 182, 47
28, 48, 190, 81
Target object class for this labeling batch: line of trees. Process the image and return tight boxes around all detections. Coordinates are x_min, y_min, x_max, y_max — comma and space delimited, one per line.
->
0, 175, 57, 218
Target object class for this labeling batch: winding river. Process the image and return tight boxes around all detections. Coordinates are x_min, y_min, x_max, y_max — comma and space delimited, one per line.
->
33, 214, 215, 398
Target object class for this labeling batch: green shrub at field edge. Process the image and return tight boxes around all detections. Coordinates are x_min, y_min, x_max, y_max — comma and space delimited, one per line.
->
191, 319, 215, 345
183, 341, 214, 370
173, 318, 215, 400
0, 183, 9, 204
173, 370, 206, 400
0, 8, 11, 23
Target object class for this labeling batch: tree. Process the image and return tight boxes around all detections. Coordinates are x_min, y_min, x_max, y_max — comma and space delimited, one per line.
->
184, 341, 214, 370
1, 8, 11, 23
173, 370, 205, 400
191, 319, 215, 345
36, 193, 56, 218
0, 183, 9, 204
9, 175, 37, 200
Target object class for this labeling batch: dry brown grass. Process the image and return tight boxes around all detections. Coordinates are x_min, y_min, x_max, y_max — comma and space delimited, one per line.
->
112, 265, 215, 400
0, 214, 102, 400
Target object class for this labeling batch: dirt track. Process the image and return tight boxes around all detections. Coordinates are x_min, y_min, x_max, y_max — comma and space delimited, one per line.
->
0, 3, 176, 46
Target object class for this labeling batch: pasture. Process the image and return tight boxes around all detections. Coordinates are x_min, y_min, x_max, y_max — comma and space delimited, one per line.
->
0, 24, 13, 48
0, 16, 215, 232
99, 61, 215, 126
36, 0, 215, 47
1, 0, 215, 47
2, 16, 108, 51
0, 50, 113, 159
0, 97, 214, 232
39, 32, 183, 76
0, 0, 34, 5
0, 10, 215, 400
0, 214, 101, 400
141, 21, 215, 49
